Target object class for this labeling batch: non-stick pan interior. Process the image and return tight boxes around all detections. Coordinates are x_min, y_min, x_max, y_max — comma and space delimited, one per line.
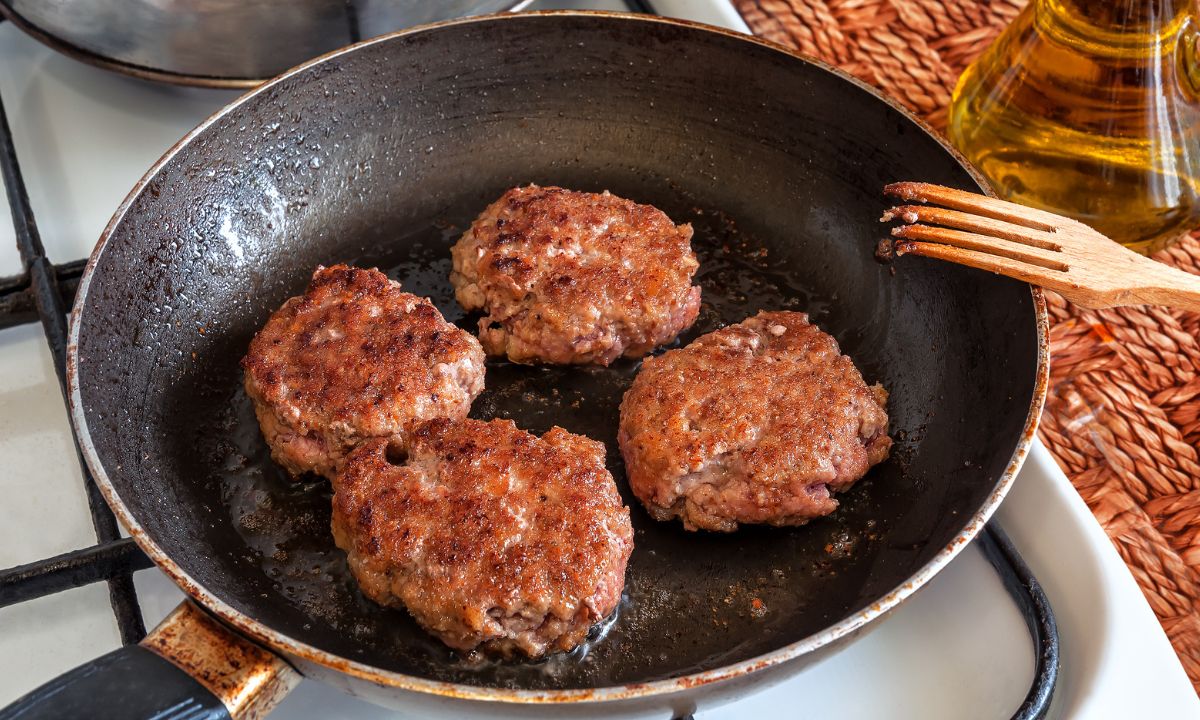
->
73, 14, 1040, 690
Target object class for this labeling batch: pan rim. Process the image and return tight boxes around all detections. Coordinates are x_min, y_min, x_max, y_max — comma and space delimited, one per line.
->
66, 9, 1051, 705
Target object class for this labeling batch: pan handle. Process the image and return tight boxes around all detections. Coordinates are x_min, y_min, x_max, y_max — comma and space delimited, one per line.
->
979, 523, 1060, 720
0, 601, 299, 720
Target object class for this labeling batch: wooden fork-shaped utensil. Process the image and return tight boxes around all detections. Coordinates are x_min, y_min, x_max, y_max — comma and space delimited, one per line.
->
882, 182, 1200, 312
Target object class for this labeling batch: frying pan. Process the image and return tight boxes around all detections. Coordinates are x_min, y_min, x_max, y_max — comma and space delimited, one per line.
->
4, 11, 1047, 720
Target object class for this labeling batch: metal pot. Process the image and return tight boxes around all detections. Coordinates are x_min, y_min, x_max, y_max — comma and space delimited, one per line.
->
0, 0, 530, 87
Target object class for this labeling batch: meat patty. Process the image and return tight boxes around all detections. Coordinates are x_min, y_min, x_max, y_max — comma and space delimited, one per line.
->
242, 265, 485, 480
331, 418, 634, 658
450, 185, 701, 365
618, 311, 891, 532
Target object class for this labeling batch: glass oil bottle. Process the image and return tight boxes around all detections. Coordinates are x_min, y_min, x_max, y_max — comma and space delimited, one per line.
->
948, 0, 1200, 254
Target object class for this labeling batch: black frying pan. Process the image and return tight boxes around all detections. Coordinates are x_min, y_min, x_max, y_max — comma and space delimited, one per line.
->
7, 11, 1046, 720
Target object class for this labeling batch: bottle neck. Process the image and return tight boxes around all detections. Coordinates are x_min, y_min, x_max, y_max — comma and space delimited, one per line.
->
1039, 0, 1195, 33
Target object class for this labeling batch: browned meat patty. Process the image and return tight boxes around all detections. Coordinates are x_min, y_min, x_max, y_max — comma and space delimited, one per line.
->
242, 265, 485, 480
331, 418, 634, 658
450, 185, 701, 365
618, 311, 891, 532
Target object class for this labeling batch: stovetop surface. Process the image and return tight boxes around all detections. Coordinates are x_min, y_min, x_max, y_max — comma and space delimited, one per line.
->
0, 1, 1195, 717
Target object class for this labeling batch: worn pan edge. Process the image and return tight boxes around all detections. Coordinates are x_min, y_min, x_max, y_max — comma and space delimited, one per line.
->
65, 9, 1051, 705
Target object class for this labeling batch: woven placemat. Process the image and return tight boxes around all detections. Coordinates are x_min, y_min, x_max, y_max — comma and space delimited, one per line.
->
732, 0, 1200, 691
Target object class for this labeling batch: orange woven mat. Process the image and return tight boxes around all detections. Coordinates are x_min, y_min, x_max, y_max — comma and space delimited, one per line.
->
732, 0, 1200, 691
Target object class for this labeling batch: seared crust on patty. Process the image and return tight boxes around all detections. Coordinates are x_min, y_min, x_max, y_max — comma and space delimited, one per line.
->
450, 185, 701, 365
242, 265, 485, 479
618, 311, 891, 532
331, 418, 634, 658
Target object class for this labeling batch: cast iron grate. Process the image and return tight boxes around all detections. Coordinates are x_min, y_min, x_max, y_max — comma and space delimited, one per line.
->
0, 67, 151, 645
0, 8, 1058, 719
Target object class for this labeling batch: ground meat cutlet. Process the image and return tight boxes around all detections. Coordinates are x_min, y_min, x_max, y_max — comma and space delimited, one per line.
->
331, 418, 634, 659
450, 185, 701, 366
242, 265, 485, 480
618, 311, 891, 532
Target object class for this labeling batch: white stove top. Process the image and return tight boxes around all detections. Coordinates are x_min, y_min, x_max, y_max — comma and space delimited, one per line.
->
0, 2, 1195, 718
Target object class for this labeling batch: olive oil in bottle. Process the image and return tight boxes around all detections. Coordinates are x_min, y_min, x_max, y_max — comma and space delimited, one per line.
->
948, 0, 1200, 254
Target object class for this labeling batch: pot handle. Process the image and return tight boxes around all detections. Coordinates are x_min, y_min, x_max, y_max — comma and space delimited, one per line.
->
0, 601, 299, 720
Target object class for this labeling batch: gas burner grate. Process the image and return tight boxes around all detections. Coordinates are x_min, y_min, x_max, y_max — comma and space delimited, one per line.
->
0, 74, 149, 645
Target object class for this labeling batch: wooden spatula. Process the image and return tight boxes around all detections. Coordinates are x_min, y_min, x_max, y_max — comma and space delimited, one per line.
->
881, 182, 1200, 312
